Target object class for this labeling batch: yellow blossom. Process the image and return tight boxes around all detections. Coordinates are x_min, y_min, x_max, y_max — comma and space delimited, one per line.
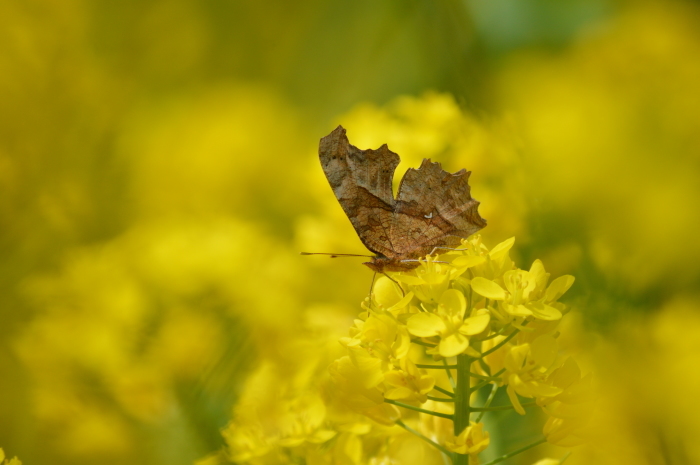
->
328, 356, 401, 425
504, 336, 563, 414
444, 422, 490, 455
222, 424, 272, 463
471, 259, 574, 322
407, 289, 490, 358
341, 312, 411, 380
383, 358, 435, 403
0, 449, 21, 465
327, 233, 584, 463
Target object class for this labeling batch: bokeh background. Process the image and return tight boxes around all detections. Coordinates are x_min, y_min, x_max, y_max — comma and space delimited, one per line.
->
2, 0, 700, 464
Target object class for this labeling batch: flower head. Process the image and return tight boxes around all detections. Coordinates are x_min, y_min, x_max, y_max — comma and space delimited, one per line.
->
445, 422, 490, 455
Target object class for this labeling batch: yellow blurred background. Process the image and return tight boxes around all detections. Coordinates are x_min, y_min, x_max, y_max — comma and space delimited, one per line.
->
1, 0, 700, 464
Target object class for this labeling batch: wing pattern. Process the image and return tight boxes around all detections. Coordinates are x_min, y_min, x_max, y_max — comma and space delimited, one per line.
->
319, 126, 399, 258
393, 159, 486, 258
318, 125, 486, 269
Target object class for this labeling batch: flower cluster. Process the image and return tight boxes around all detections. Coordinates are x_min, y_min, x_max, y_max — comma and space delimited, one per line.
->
329, 235, 590, 463
218, 235, 590, 465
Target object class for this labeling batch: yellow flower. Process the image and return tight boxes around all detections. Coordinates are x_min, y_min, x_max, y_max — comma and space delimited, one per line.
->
384, 358, 435, 403
372, 276, 416, 316
326, 233, 584, 460
406, 289, 490, 358
341, 312, 411, 380
504, 336, 564, 414
222, 424, 272, 463
0, 449, 21, 465
393, 257, 453, 304
276, 394, 337, 447
467, 237, 516, 281
328, 356, 401, 425
471, 260, 574, 322
543, 415, 589, 448
445, 422, 490, 455
538, 357, 594, 447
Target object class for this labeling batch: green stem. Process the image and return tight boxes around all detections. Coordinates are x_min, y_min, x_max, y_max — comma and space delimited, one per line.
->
477, 357, 492, 376
433, 385, 455, 398
395, 420, 454, 459
417, 364, 458, 369
468, 371, 499, 381
426, 395, 455, 403
479, 328, 520, 359
475, 384, 499, 423
453, 354, 473, 465
482, 325, 511, 340
480, 437, 547, 465
470, 369, 505, 393
469, 379, 492, 394
443, 359, 456, 389
384, 399, 453, 420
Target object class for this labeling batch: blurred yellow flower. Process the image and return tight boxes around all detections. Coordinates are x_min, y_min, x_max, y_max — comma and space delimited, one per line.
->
0, 449, 21, 465
496, 0, 700, 293
384, 358, 435, 404
444, 422, 490, 456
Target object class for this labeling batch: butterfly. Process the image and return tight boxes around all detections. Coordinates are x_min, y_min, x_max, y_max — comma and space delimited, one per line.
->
310, 125, 486, 273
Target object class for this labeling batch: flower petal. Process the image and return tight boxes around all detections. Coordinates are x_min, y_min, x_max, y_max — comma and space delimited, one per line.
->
529, 302, 562, 321
439, 333, 469, 358
459, 312, 490, 336
406, 313, 445, 337
545, 275, 575, 302
439, 289, 466, 317
507, 382, 526, 415
489, 237, 515, 259
471, 277, 507, 300
450, 255, 486, 269
373, 276, 403, 308
506, 303, 532, 317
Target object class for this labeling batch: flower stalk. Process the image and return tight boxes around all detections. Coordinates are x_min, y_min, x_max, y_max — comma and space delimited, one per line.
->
453, 354, 473, 465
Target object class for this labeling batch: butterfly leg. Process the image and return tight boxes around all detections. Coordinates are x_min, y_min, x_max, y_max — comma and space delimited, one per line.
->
366, 270, 378, 304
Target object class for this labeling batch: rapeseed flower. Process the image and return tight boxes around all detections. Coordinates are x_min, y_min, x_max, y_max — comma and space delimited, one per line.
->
218, 234, 583, 464
444, 422, 490, 456
324, 235, 582, 464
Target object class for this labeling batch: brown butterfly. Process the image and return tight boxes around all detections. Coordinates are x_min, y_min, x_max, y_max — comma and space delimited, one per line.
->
307, 125, 486, 273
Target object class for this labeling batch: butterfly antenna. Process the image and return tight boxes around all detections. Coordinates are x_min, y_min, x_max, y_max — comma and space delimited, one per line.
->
300, 252, 375, 258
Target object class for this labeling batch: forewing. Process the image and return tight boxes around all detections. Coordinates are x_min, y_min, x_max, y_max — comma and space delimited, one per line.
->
319, 126, 400, 258
391, 159, 486, 257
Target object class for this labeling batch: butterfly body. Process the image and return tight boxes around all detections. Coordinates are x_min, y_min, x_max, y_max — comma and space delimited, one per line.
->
319, 125, 486, 273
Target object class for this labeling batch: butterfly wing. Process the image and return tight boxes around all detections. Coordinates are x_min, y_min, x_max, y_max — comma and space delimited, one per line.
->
391, 159, 486, 258
319, 126, 400, 258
